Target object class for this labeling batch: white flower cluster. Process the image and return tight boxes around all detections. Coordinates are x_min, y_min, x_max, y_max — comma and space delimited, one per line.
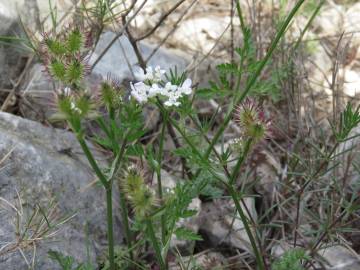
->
130, 66, 192, 107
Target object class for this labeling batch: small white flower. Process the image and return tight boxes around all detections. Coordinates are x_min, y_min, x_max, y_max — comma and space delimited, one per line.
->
178, 78, 192, 95
70, 101, 82, 114
153, 66, 166, 82
134, 67, 146, 81
164, 98, 180, 107
134, 65, 166, 84
163, 82, 178, 96
130, 82, 150, 103
63, 87, 71, 96
148, 83, 161, 98
144, 66, 154, 81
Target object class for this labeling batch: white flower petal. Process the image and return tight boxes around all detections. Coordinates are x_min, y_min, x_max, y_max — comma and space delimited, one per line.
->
63, 87, 71, 96
134, 67, 146, 81
182, 78, 192, 88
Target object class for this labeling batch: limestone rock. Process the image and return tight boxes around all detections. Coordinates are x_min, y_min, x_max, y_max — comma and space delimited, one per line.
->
90, 32, 189, 82
0, 112, 122, 269
199, 198, 257, 253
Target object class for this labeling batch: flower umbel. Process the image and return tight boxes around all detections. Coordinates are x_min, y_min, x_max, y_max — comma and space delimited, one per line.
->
130, 66, 193, 107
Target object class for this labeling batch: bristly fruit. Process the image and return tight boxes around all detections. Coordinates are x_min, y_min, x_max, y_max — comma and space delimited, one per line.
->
43, 36, 67, 56
39, 25, 93, 87
49, 59, 66, 81
65, 58, 85, 85
66, 27, 83, 53
122, 165, 156, 219
98, 74, 123, 110
235, 98, 271, 143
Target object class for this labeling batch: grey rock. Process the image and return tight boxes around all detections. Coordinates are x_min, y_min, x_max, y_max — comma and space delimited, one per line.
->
272, 242, 360, 270
0, 1, 26, 88
0, 112, 122, 269
199, 198, 257, 253
336, 125, 360, 191
0, 1, 18, 34
91, 32, 189, 82
319, 245, 360, 270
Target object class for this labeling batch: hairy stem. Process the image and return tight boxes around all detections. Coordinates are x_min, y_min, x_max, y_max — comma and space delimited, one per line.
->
157, 117, 167, 244
77, 135, 109, 188
119, 191, 133, 262
106, 187, 115, 270
146, 219, 166, 270
76, 135, 115, 269
227, 185, 266, 270
229, 138, 253, 185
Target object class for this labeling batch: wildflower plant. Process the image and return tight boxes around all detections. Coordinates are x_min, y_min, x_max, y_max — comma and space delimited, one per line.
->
31, 1, 356, 270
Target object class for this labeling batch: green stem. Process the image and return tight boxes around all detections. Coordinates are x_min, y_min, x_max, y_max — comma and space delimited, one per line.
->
227, 185, 266, 270
112, 136, 134, 262
235, 0, 246, 34
76, 135, 115, 269
229, 138, 253, 185
146, 219, 166, 270
119, 191, 133, 262
157, 118, 167, 244
77, 135, 109, 188
293, 0, 325, 52
106, 187, 115, 270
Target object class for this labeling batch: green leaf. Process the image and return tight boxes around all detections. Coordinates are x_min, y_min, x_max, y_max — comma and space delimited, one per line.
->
272, 249, 308, 270
48, 250, 75, 270
174, 227, 203, 241
217, 63, 238, 74
332, 103, 360, 142
125, 144, 144, 157
179, 209, 198, 218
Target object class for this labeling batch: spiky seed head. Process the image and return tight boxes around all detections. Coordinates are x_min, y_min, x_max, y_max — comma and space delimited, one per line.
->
235, 98, 271, 143
66, 28, 83, 53
131, 187, 156, 219
100, 81, 114, 108
56, 95, 74, 118
122, 165, 155, 219
49, 59, 66, 81
52, 90, 96, 122
122, 165, 145, 197
98, 74, 123, 109
44, 37, 67, 56
65, 59, 84, 85
84, 30, 94, 49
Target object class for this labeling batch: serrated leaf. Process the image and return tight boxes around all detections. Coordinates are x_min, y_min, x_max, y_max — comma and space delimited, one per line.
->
217, 63, 238, 74
125, 144, 144, 157
179, 209, 198, 218
48, 250, 74, 270
174, 227, 203, 241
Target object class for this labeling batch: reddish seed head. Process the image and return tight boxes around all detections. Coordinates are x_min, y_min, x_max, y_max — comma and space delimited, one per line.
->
235, 98, 271, 142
